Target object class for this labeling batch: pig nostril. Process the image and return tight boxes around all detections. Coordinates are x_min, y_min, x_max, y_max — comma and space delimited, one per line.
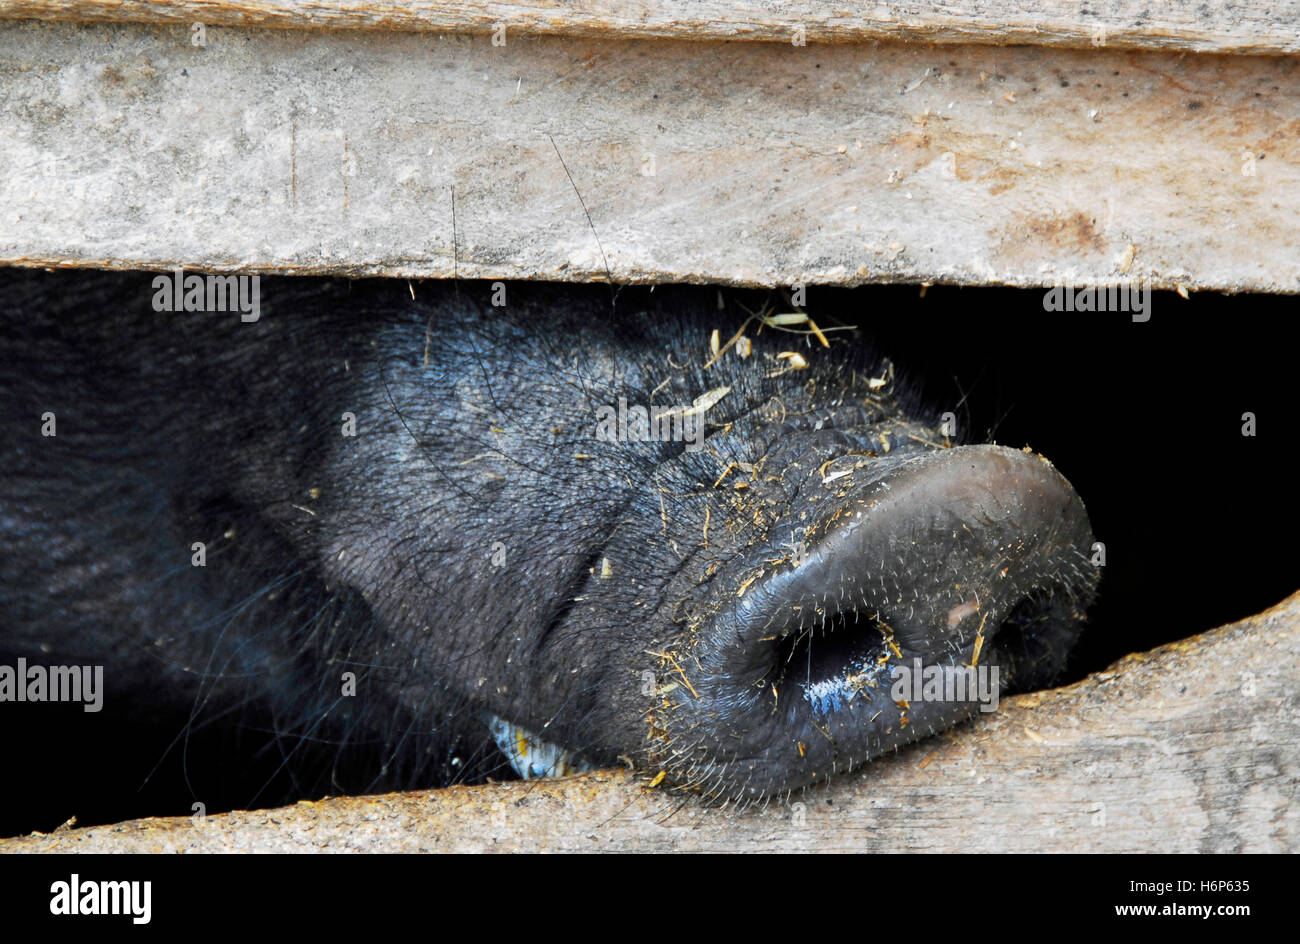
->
769, 610, 893, 702
989, 589, 1084, 690
998, 592, 1055, 641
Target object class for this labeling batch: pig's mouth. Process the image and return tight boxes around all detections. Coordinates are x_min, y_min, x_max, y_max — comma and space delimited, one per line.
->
646, 443, 1099, 799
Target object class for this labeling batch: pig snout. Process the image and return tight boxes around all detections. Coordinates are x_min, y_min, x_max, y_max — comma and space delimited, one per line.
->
640, 443, 1097, 798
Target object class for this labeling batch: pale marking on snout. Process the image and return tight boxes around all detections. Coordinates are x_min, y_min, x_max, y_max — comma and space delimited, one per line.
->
947, 597, 981, 629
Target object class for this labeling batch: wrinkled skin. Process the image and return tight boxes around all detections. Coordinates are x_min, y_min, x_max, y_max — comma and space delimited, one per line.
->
0, 272, 1098, 814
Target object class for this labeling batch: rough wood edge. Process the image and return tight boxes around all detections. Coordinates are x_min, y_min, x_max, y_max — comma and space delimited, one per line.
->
3, 256, 1285, 297
1, 0, 1298, 55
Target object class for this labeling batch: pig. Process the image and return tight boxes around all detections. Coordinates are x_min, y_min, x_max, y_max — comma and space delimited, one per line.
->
0, 270, 1098, 830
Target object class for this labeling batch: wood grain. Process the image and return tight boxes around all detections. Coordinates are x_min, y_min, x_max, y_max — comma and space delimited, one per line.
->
2, 21, 1297, 294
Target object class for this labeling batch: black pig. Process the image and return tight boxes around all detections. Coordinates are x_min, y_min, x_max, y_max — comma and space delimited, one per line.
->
0, 271, 1098, 826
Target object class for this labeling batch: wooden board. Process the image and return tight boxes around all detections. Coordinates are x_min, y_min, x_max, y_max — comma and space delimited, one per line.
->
2, 20, 1297, 293
6, 591, 1296, 852
4, 0, 1299, 55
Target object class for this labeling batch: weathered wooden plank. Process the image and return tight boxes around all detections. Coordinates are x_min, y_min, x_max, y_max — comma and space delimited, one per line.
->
5, 591, 1296, 852
3, 0, 1299, 55
1, 21, 1297, 293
